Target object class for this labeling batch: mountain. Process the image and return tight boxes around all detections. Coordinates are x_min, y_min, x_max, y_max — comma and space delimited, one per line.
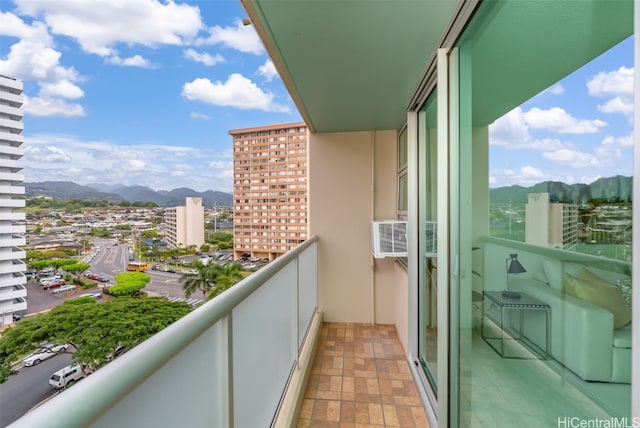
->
490, 175, 632, 205
86, 183, 127, 193
25, 181, 233, 207
25, 181, 124, 202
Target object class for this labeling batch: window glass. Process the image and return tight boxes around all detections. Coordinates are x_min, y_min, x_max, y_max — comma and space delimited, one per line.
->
454, 2, 633, 426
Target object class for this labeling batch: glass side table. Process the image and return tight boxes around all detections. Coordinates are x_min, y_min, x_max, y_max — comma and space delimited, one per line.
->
481, 291, 550, 359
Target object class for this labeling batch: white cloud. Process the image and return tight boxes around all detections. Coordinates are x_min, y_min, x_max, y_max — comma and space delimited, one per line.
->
257, 59, 278, 81
548, 84, 564, 95
22, 134, 234, 192
587, 66, 634, 97
190, 111, 210, 120
542, 149, 598, 168
14, 0, 203, 56
24, 95, 85, 117
181, 74, 290, 113
523, 107, 606, 134
597, 96, 634, 115
489, 108, 572, 151
40, 80, 84, 99
183, 48, 224, 66
107, 55, 155, 68
195, 20, 264, 55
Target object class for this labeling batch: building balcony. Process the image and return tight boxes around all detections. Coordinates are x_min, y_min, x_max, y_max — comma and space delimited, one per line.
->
9, 236, 429, 427
0, 117, 23, 133
0, 284, 26, 302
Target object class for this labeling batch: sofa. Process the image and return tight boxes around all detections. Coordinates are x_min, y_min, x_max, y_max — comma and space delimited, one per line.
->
508, 258, 631, 384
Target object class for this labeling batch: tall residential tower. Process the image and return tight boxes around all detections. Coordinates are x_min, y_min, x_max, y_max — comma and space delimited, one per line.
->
230, 122, 308, 261
0, 75, 26, 326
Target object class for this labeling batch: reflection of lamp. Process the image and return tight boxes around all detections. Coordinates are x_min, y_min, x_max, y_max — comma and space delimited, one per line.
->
505, 253, 526, 289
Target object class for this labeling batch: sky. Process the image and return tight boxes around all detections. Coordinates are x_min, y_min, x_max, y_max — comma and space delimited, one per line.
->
0, 0, 301, 193
0, 1, 634, 193
489, 36, 634, 189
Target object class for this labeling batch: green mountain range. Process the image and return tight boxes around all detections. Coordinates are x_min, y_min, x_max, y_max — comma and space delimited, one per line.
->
490, 175, 632, 205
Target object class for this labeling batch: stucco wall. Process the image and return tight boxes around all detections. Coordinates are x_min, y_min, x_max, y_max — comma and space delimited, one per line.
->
308, 130, 399, 323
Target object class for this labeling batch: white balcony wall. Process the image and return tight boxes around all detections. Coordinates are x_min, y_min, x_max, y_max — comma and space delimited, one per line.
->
0, 199, 25, 208
0, 92, 22, 107
0, 285, 26, 301
0, 104, 23, 120
0, 225, 25, 234
0, 212, 24, 221
0, 171, 24, 182
0, 237, 26, 247
0, 146, 23, 158
0, 131, 24, 146
0, 118, 23, 132
0, 274, 27, 287
0, 185, 24, 196
0, 261, 26, 275
0, 77, 23, 93
0, 158, 22, 170
11, 237, 320, 428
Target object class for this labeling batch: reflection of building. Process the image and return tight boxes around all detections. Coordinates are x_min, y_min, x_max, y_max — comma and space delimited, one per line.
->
164, 197, 204, 249
525, 192, 578, 249
0, 75, 26, 325
230, 122, 308, 261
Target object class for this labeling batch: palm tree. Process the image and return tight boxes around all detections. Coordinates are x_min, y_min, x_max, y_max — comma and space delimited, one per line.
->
207, 263, 244, 300
179, 261, 216, 300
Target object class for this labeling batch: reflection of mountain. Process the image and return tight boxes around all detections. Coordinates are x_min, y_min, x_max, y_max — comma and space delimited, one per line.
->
490, 175, 632, 205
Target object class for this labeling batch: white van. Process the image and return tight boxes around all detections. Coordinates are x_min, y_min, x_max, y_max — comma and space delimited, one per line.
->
49, 364, 83, 389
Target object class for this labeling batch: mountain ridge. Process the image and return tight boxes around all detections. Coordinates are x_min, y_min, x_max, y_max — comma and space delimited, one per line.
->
25, 181, 233, 207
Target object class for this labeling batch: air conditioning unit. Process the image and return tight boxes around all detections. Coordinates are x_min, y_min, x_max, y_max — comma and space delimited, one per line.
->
371, 221, 408, 258
425, 220, 437, 257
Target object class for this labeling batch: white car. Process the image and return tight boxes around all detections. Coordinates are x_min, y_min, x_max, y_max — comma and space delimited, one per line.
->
23, 343, 69, 367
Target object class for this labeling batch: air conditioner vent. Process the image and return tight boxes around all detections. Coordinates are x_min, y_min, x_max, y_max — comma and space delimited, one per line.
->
371, 221, 408, 258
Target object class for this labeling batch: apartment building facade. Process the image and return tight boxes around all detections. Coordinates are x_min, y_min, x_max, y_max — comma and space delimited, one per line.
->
164, 197, 204, 250
525, 192, 579, 250
0, 75, 26, 326
230, 122, 308, 261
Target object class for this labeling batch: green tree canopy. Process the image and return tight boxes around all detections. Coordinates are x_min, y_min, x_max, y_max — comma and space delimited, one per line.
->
179, 261, 215, 299
0, 297, 191, 383
208, 263, 244, 300
106, 272, 151, 297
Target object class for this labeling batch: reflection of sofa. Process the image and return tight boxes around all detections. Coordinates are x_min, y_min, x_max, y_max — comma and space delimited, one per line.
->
509, 259, 631, 384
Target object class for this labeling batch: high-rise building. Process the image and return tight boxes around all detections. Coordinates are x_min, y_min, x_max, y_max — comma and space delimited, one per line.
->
230, 122, 308, 261
0, 75, 26, 326
164, 197, 204, 250
525, 192, 579, 250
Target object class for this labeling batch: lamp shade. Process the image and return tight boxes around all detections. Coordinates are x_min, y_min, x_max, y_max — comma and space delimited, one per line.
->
507, 254, 526, 274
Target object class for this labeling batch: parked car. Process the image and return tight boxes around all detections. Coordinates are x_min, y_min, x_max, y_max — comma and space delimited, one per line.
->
77, 292, 102, 299
23, 343, 69, 367
98, 276, 109, 283
42, 280, 66, 290
85, 273, 100, 281
49, 364, 83, 389
106, 345, 128, 362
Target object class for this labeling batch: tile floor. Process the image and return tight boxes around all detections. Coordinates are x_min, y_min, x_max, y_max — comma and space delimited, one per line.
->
297, 323, 430, 428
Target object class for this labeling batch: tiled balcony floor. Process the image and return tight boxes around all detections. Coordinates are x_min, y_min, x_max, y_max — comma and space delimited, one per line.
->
298, 323, 430, 428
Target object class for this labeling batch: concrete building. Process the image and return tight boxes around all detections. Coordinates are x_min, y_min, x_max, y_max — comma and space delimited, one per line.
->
0, 75, 26, 326
525, 192, 579, 250
164, 197, 204, 249
229, 122, 308, 261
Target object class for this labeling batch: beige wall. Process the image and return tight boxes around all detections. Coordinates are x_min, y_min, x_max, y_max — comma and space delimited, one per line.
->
309, 130, 399, 323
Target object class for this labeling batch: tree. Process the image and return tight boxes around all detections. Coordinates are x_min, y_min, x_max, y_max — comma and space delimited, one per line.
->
0, 297, 192, 383
179, 261, 216, 299
106, 272, 151, 297
207, 263, 244, 300
63, 262, 92, 283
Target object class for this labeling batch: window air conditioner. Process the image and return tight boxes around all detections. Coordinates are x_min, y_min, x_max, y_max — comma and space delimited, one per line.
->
371, 221, 408, 258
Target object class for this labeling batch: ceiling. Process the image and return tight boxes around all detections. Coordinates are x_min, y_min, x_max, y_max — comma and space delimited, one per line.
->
243, 0, 460, 133
243, 0, 633, 133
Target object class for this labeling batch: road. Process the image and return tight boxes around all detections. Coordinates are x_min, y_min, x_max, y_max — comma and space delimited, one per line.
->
0, 354, 73, 427
0, 239, 202, 426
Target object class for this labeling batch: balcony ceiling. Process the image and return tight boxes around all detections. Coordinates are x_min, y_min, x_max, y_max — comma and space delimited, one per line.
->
243, 0, 459, 133
243, 1, 633, 133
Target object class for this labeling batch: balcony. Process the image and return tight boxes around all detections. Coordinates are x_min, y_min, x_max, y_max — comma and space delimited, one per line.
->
9, 236, 429, 427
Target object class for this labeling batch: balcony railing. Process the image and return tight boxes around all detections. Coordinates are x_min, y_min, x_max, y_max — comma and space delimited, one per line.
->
10, 236, 319, 428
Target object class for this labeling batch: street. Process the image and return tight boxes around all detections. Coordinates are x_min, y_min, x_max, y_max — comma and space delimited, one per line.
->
0, 353, 73, 427
1, 239, 195, 427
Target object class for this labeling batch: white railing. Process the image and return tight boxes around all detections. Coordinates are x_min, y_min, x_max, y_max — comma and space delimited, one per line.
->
10, 236, 319, 428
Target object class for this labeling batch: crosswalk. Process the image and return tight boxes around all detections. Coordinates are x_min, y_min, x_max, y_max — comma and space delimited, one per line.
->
166, 296, 203, 308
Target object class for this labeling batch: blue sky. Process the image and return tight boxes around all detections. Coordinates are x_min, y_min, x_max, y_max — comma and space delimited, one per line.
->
489, 36, 634, 189
0, 1, 634, 193
0, 0, 301, 193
